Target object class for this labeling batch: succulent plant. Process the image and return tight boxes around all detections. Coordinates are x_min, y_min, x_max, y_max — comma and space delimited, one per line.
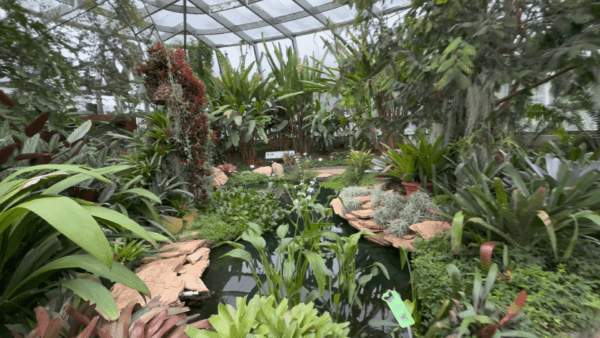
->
342, 197, 362, 213
339, 186, 371, 200
373, 191, 441, 235
369, 188, 385, 207
7, 295, 210, 338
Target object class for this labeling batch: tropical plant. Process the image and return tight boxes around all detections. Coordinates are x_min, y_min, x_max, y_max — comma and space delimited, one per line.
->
184, 294, 350, 338
7, 294, 210, 338
220, 220, 388, 322
345, 144, 372, 186
304, 100, 343, 153
422, 264, 533, 338
263, 43, 326, 155
435, 156, 600, 259
111, 237, 151, 265
377, 133, 453, 187
204, 51, 297, 161
0, 164, 164, 323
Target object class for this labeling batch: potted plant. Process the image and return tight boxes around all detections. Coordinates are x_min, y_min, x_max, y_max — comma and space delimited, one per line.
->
377, 134, 452, 196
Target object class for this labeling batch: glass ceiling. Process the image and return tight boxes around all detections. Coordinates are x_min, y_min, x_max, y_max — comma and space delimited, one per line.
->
26, 0, 410, 48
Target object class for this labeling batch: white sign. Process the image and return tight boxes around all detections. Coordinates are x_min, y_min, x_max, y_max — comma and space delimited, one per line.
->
265, 150, 295, 160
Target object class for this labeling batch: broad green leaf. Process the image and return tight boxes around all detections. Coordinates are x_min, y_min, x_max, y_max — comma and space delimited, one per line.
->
3, 197, 112, 267
114, 188, 161, 204
42, 166, 129, 195
12, 254, 150, 300
82, 205, 158, 248
67, 120, 92, 144
2, 165, 114, 187
60, 278, 118, 320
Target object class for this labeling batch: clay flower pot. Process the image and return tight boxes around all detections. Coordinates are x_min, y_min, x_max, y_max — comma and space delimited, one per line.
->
401, 181, 433, 196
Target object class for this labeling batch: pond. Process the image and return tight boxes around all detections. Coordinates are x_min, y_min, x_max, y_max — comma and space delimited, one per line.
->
189, 187, 413, 338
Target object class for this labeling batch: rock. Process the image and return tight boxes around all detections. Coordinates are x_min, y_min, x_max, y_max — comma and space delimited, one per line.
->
253, 166, 272, 176
272, 162, 284, 177
212, 168, 228, 187
364, 234, 392, 246
360, 219, 386, 231
183, 209, 198, 229
388, 236, 416, 250
180, 275, 209, 293
113, 255, 188, 311
330, 198, 344, 217
350, 209, 375, 219
356, 196, 371, 203
141, 256, 161, 264
158, 239, 207, 258
345, 214, 358, 222
316, 173, 333, 181
177, 259, 210, 279
186, 247, 210, 264
160, 216, 184, 235
409, 221, 451, 239
361, 202, 372, 210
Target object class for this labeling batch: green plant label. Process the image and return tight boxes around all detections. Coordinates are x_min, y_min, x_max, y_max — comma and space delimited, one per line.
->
382, 290, 414, 328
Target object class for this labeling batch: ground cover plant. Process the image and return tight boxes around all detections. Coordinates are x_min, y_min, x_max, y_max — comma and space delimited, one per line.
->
410, 233, 600, 337
199, 187, 287, 236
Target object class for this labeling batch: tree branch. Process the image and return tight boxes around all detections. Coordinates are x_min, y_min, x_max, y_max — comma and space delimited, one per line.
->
494, 65, 574, 107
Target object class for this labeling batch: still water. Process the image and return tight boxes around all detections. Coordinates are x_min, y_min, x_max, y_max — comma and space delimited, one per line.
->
189, 187, 412, 337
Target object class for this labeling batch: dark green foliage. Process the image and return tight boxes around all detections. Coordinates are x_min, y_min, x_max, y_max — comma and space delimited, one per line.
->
345, 146, 372, 186
411, 233, 600, 337
185, 213, 243, 245
227, 172, 272, 187
203, 187, 287, 234
319, 168, 378, 190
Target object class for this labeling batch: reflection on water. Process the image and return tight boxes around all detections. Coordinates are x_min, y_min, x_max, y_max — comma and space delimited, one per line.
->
189, 188, 412, 338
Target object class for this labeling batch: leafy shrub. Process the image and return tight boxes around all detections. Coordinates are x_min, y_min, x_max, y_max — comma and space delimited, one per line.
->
345, 146, 373, 185
185, 213, 243, 244
436, 156, 600, 257
411, 233, 600, 337
203, 187, 286, 233
0, 165, 162, 323
227, 171, 271, 187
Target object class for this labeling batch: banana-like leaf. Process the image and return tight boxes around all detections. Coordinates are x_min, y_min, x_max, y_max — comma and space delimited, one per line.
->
82, 205, 158, 248
67, 120, 92, 145
2, 165, 114, 187
59, 278, 119, 320
42, 166, 129, 195
1, 196, 112, 267
114, 188, 162, 204
10, 254, 150, 301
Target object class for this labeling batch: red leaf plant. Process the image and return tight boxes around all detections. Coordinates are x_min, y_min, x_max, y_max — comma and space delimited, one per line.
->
135, 42, 214, 203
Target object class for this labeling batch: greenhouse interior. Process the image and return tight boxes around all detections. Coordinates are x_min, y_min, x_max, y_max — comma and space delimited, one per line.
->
2, 0, 600, 337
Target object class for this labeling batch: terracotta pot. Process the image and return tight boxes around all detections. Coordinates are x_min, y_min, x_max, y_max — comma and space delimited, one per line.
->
402, 181, 433, 196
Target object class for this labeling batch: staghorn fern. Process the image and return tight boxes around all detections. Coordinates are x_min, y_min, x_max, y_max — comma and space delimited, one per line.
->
342, 197, 362, 214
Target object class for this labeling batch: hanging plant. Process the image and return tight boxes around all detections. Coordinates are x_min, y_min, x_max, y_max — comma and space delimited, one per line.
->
135, 42, 213, 203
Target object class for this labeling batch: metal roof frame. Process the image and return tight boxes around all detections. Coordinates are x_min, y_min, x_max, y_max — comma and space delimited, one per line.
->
34, 0, 410, 49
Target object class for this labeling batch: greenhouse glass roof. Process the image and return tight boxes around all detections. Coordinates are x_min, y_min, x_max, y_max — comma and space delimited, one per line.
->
29, 0, 409, 48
